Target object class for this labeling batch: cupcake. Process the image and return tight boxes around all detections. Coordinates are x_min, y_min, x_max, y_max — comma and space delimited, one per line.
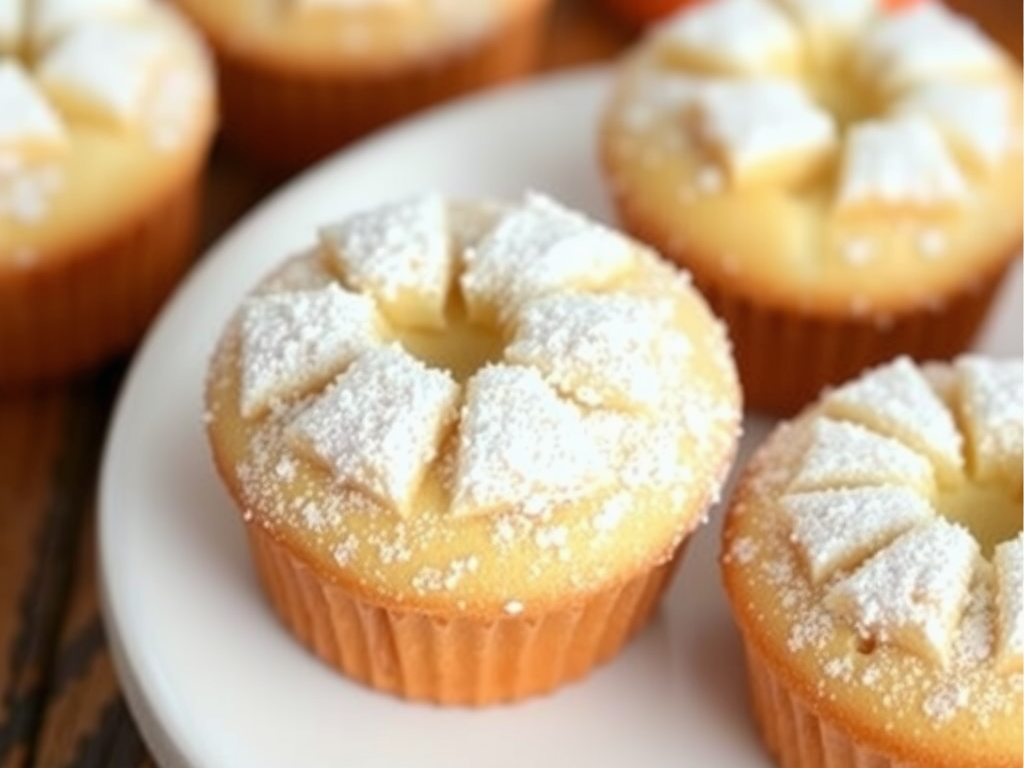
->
599, 0, 1023, 413
171, 0, 553, 174
0, 0, 215, 387
204, 192, 741, 704
721, 355, 1022, 768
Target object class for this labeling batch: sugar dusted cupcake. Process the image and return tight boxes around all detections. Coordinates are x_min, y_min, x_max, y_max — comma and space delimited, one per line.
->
171, 0, 553, 173
600, 0, 1023, 413
0, 0, 215, 386
722, 354, 1023, 768
205, 192, 742, 704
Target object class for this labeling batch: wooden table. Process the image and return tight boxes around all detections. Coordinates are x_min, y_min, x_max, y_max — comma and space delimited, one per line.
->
0, 2, 1018, 766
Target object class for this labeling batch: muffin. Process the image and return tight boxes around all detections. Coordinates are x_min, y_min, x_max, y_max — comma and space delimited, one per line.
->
171, 0, 552, 173
205, 192, 741, 704
721, 355, 1022, 768
0, 0, 215, 387
599, 0, 1023, 413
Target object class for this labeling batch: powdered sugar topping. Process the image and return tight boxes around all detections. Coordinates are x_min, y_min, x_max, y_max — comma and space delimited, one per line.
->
451, 364, 606, 518
460, 193, 633, 325
781, 485, 933, 583
788, 417, 935, 494
826, 519, 978, 666
0, 3, 21, 53
319, 193, 452, 329
994, 535, 1023, 671
32, 0, 148, 46
836, 117, 967, 211
956, 356, 1023, 488
0, 159, 63, 224
822, 356, 963, 482
447, 199, 504, 254
0, 61, 66, 153
238, 283, 381, 419
618, 71, 709, 133
687, 78, 836, 187
38, 19, 168, 128
288, 345, 459, 516
893, 82, 1014, 169
857, 1, 1007, 95
656, 0, 800, 75
505, 292, 689, 411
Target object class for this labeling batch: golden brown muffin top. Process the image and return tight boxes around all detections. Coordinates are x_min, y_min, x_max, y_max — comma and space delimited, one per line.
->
601, 0, 1023, 320
0, 0, 215, 269
206, 193, 742, 617
723, 355, 1023, 767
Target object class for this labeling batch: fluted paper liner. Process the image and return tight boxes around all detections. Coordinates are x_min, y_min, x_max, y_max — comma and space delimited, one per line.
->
0, 176, 201, 387
215, 4, 548, 173
609, 190, 1019, 415
743, 638, 909, 768
618, 210, 1014, 414
248, 523, 682, 705
696, 262, 1012, 415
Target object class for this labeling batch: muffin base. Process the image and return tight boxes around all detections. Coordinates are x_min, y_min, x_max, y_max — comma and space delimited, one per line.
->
744, 639, 916, 768
248, 523, 683, 706
0, 175, 202, 388
698, 257, 1015, 415
612, 192, 1017, 413
214, 3, 549, 174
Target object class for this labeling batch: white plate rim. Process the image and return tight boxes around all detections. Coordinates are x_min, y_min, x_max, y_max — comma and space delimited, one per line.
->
97, 65, 1024, 768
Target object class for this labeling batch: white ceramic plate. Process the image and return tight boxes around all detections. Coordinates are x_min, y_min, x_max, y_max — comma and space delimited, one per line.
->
98, 67, 1024, 768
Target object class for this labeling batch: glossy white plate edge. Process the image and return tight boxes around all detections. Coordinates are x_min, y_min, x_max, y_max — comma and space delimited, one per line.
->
97, 65, 1024, 768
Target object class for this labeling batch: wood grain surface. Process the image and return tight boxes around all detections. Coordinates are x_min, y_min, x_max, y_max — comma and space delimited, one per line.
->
0, 1, 1018, 766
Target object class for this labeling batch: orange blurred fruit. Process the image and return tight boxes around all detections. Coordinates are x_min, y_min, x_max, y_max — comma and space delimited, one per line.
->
599, 0, 703, 26
881, 0, 924, 9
